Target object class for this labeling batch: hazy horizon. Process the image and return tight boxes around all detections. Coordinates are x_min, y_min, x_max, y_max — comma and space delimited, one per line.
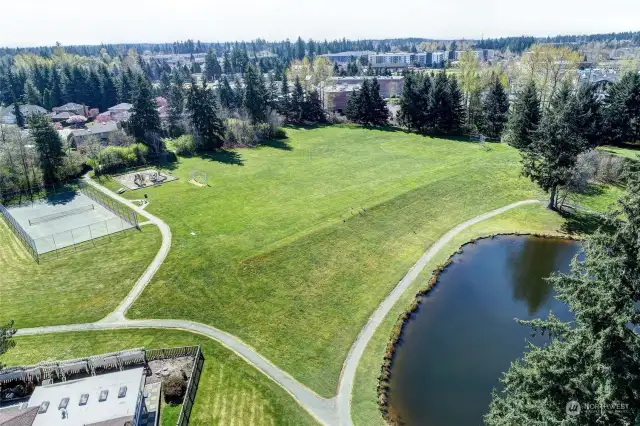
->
2, 0, 640, 48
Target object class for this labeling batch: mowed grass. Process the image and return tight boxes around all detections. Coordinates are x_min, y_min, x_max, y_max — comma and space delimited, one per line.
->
0, 329, 318, 426
0, 220, 161, 328
351, 203, 574, 426
113, 125, 554, 396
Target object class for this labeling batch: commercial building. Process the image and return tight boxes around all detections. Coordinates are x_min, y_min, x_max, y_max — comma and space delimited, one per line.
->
321, 51, 374, 64
322, 76, 405, 112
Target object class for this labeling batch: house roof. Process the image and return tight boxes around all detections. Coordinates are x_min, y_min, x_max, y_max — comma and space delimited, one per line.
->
0, 406, 38, 426
71, 121, 119, 138
27, 368, 144, 426
107, 103, 133, 112
53, 103, 85, 112
0, 104, 47, 118
51, 112, 74, 120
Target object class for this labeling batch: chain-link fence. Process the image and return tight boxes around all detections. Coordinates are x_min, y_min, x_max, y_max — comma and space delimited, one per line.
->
0, 201, 39, 262
34, 216, 135, 257
78, 180, 139, 229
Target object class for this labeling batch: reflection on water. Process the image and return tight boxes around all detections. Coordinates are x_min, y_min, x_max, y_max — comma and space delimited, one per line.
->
388, 235, 580, 426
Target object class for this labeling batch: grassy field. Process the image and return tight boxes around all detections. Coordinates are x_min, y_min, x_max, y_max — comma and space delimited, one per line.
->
0, 329, 318, 426
350, 202, 578, 426
99, 125, 561, 397
598, 144, 640, 161
0, 220, 162, 328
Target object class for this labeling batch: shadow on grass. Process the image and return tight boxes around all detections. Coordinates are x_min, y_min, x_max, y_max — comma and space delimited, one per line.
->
260, 139, 293, 151
559, 210, 612, 235
195, 149, 245, 166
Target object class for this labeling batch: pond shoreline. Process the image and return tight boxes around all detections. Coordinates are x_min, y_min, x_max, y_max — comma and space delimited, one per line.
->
376, 232, 580, 425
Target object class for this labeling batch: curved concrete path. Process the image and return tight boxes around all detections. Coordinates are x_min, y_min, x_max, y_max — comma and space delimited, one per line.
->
81, 176, 173, 323
13, 176, 539, 426
335, 199, 540, 426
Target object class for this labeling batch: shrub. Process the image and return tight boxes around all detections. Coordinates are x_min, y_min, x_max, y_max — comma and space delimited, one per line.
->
87, 143, 149, 173
170, 135, 197, 156
273, 127, 287, 139
163, 374, 187, 404
595, 151, 626, 184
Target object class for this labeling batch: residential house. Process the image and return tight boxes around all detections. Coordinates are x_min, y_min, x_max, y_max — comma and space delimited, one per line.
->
0, 105, 47, 124
107, 103, 133, 122
52, 103, 87, 117
50, 111, 74, 122
0, 368, 146, 426
70, 121, 119, 145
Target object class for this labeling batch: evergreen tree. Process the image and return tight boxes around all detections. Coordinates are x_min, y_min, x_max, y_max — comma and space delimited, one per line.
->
167, 78, 185, 137
398, 73, 427, 131
243, 63, 269, 123
503, 80, 540, 149
186, 81, 224, 150
100, 67, 118, 111
87, 70, 102, 108
486, 167, 640, 425
369, 78, 389, 125
204, 49, 222, 81
296, 37, 306, 60
482, 74, 510, 139
344, 79, 388, 125
118, 70, 135, 103
602, 71, 640, 144
289, 76, 305, 123
233, 77, 244, 110
23, 80, 42, 105
159, 72, 172, 98
50, 68, 62, 107
432, 71, 452, 134
279, 72, 290, 120
13, 103, 25, 128
223, 52, 233, 74
303, 89, 326, 123
345, 90, 360, 123
448, 76, 465, 134
218, 75, 236, 110
42, 88, 53, 110
28, 114, 64, 184
521, 83, 592, 210
128, 76, 161, 146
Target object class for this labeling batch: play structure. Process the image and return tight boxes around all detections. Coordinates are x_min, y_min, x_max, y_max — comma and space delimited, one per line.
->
113, 169, 178, 190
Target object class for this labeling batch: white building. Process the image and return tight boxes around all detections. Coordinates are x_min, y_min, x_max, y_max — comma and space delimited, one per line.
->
432, 51, 447, 66
26, 368, 145, 426
368, 53, 413, 68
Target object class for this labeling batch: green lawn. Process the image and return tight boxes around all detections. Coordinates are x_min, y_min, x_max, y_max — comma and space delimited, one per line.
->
0, 220, 162, 328
110, 125, 558, 397
351, 202, 577, 426
0, 329, 317, 426
598, 145, 640, 161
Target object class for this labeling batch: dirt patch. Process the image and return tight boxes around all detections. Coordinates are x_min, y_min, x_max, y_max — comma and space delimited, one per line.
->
146, 356, 194, 385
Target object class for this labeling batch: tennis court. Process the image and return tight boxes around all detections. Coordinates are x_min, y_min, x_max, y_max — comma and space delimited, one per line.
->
5, 191, 135, 255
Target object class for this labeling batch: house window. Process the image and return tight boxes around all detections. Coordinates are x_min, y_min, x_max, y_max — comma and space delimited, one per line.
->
99, 390, 109, 402
79, 394, 89, 405
118, 386, 127, 398
38, 401, 49, 414
59, 398, 69, 409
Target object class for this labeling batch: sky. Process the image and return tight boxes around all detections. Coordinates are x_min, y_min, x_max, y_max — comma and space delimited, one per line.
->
1, 0, 639, 47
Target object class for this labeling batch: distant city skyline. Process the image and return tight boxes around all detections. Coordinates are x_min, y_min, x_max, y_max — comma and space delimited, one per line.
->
2, 0, 639, 48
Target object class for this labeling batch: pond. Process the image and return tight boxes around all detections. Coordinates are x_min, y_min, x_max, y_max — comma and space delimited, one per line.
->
388, 235, 581, 426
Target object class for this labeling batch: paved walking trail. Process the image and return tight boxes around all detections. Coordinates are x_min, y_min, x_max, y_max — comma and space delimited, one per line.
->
14, 177, 539, 426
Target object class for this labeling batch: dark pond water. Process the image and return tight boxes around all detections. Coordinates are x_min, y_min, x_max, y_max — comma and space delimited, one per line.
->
388, 235, 581, 426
